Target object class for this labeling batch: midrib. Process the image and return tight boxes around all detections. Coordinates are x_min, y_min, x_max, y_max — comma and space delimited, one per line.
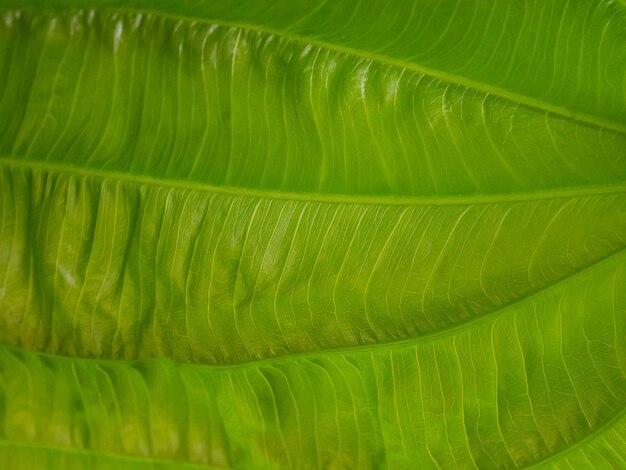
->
2, 4, 625, 135
0, 440, 220, 469
2, 156, 626, 207
525, 406, 626, 469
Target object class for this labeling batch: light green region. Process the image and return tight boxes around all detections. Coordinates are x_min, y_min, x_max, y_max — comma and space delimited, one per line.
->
0, 0, 625, 468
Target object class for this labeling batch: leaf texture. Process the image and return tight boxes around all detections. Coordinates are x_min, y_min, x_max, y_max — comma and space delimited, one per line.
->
0, 0, 625, 468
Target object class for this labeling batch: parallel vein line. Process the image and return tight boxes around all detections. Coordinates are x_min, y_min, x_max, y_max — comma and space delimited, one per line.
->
1, 245, 624, 368
526, 406, 626, 469
4, 5, 624, 134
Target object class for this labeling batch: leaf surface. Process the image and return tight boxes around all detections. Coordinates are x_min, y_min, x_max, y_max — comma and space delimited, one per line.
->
0, 0, 625, 468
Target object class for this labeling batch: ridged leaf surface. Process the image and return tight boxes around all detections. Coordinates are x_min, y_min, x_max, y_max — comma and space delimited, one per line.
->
0, 0, 625, 468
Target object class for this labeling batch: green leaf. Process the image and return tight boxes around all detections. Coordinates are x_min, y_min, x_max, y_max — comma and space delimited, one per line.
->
1, 0, 625, 468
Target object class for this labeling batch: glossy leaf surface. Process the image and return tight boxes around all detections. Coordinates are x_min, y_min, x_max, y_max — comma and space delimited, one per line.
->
0, 0, 625, 468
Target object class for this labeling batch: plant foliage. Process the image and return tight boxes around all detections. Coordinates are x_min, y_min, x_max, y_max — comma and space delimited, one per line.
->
0, 0, 625, 468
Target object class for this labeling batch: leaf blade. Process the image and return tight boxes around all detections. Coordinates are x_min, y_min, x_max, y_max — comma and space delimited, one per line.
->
0, 1, 625, 468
